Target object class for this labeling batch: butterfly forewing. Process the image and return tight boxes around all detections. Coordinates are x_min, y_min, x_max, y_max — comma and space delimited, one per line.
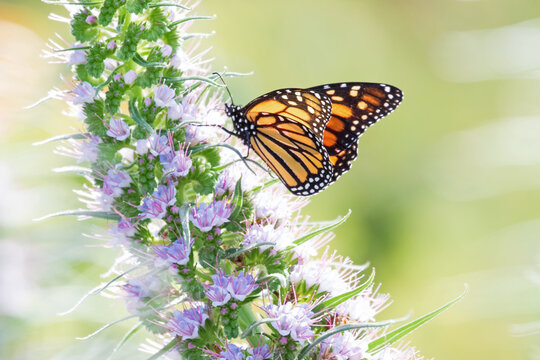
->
243, 89, 332, 138
249, 115, 333, 196
309, 82, 403, 156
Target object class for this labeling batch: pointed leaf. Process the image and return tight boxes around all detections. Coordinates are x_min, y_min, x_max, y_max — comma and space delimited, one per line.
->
297, 321, 402, 360
129, 98, 153, 132
226, 242, 275, 258
228, 179, 243, 220
313, 268, 376, 313
292, 209, 351, 247
146, 338, 180, 360
367, 285, 469, 354
178, 204, 191, 241
169, 15, 215, 27
241, 318, 278, 338
34, 210, 121, 222
133, 53, 165, 68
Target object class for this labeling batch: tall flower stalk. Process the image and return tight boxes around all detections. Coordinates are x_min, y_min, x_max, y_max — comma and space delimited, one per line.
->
40, 0, 465, 359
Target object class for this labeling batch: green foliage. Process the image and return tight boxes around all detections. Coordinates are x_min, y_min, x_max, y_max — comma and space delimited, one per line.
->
117, 23, 142, 61
98, 0, 123, 26
142, 8, 168, 41
83, 99, 107, 137
71, 9, 98, 42
126, 0, 151, 14
105, 78, 127, 114
86, 43, 108, 78
135, 49, 164, 88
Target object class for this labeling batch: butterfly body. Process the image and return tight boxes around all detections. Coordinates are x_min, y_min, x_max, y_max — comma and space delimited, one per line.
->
225, 82, 403, 196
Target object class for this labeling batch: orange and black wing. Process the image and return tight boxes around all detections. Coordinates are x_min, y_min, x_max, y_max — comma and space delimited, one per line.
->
247, 114, 333, 196
243, 88, 332, 138
309, 82, 403, 156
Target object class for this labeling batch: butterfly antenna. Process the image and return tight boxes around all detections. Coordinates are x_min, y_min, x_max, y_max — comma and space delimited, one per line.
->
213, 72, 235, 105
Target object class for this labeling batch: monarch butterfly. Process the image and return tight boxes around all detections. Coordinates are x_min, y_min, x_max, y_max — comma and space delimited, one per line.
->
224, 82, 403, 196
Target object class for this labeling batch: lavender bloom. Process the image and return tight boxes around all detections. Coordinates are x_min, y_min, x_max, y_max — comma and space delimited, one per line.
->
77, 135, 101, 163
85, 15, 96, 24
227, 271, 258, 301
318, 332, 367, 360
72, 81, 95, 104
107, 40, 117, 50
167, 311, 201, 340
161, 44, 173, 57
153, 183, 177, 207
182, 304, 209, 326
138, 196, 167, 219
110, 218, 136, 245
102, 168, 131, 197
215, 169, 236, 197
107, 117, 130, 141
205, 283, 231, 307
123, 70, 137, 85
68, 47, 87, 65
246, 345, 272, 360
136, 139, 149, 155
155, 237, 192, 266
154, 84, 176, 107
167, 101, 183, 120
263, 303, 315, 344
243, 223, 293, 252
148, 133, 171, 156
123, 275, 162, 314
160, 147, 192, 178
190, 201, 232, 232
218, 344, 245, 360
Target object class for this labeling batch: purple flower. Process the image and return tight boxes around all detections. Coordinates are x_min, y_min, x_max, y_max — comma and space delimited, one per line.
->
155, 237, 192, 266
110, 218, 136, 245
154, 84, 176, 107
136, 139, 149, 155
246, 345, 272, 360
218, 344, 245, 360
243, 223, 293, 252
102, 168, 131, 197
161, 44, 173, 57
107, 40, 117, 50
107, 117, 130, 141
153, 183, 177, 207
122, 275, 161, 314
85, 15, 96, 24
160, 147, 192, 178
182, 304, 209, 326
138, 196, 167, 219
148, 133, 171, 156
167, 314, 200, 340
190, 201, 233, 232
205, 284, 231, 307
72, 81, 95, 104
227, 271, 258, 301
215, 170, 237, 197
263, 303, 315, 344
123, 70, 137, 85
319, 332, 368, 360
68, 47, 87, 65
78, 135, 101, 163
167, 101, 183, 120
167, 305, 209, 340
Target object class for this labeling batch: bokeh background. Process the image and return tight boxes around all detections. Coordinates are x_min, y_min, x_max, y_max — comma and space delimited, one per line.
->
1, 0, 539, 359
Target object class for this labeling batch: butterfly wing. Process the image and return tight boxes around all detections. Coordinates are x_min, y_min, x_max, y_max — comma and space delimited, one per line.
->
247, 114, 333, 196
309, 82, 403, 157
243, 88, 332, 138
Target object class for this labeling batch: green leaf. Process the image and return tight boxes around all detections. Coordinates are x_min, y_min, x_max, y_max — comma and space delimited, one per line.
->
169, 15, 215, 28
132, 53, 164, 68
228, 179, 243, 220
178, 204, 191, 241
107, 322, 143, 360
128, 98, 153, 132
190, 143, 256, 174
146, 338, 179, 360
241, 318, 278, 338
34, 210, 121, 222
292, 209, 351, 247
226, 242, 275, 258
367, 285, 469, 354
163, 76, 224, 88
148, 3, 190, 10
297, 321, 401, 360
312, 268, 376, 313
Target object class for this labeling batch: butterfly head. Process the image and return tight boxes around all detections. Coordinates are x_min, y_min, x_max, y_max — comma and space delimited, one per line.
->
224, 103, 251, 144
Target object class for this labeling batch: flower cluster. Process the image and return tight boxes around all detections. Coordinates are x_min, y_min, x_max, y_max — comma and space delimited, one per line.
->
43, 0, 457, 359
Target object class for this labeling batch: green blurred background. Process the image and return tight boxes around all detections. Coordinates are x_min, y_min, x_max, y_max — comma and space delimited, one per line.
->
1, 0, 539, 359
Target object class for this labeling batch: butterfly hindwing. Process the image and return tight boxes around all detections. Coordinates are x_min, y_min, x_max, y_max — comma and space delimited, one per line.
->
243, 88, 332, 138
249, 115, 333, 196
309, 82, 403, 156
